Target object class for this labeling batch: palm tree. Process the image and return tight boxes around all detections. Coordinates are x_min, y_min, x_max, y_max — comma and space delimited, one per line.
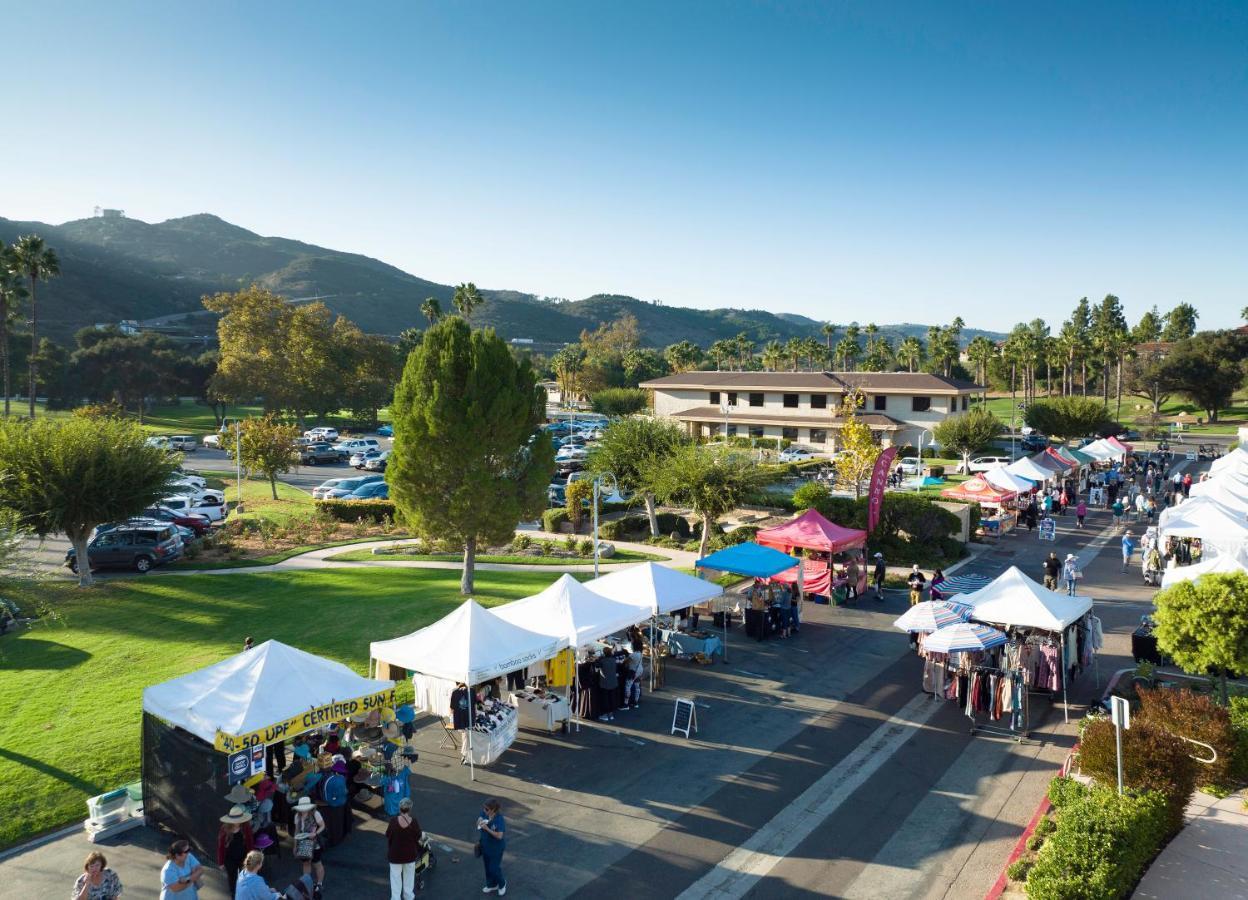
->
784, 337, 803, 371
420, 296, 442, 325
821, 322, 837, 352
897, 336, 923, 373
761, 340, 784, 372
965, 335, 995, 386
0, 245, 28, 417
664, 340, 702, 373
734, 333, 755, 370
708, 339, 733, 371
451, 282, 483, 318
11, 235, 60, 417
801, 337, 824, 371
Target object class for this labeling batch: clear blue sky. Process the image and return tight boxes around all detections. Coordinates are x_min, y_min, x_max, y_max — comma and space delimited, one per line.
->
4, 1, 1245, 331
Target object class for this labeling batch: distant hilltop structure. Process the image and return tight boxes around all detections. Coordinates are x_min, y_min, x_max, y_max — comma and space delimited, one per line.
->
93, 206, 125, 218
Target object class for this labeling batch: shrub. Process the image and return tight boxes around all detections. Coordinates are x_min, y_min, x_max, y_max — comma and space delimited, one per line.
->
563, 534, 577, 551
1026, 833, 1045, 852
542, 508, 570, 533
927, 465, 945, 478
1078, 718, 1196, 832
599, 514, 648, 541
1229, 696, 1248, 780
1047, 776, 1087, 809
792, 481, 832, 513
654, 512, 691, 538
537, 539, 554, 556
1034, 816, 1056, 837
512, 533, 532, 551
589, 387, 648, 416
722, 524, 759, 546
577, 539, 594, 557
1007, 859, 1032, 883
565, 479, 594, 527
72, 401, 126, 420
315, 498, 398, 523
1025, 787, 1170, 900
1136, 687, 1235, 788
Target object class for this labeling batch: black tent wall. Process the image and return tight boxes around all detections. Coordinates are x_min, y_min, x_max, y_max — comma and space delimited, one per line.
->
142, 712, 230, 858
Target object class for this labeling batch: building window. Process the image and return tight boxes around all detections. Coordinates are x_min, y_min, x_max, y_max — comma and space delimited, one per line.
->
810, 428, 828, 444
782, 426, 799, 441
749, 425, 765, 438
726, 424, 737, 437
811, 394, 827, 409
873, 395, 887, 411
727, 392, 738, 405
783, 393, 799, 408
749, 393, 764, 407
709, 391, 720, 405
962, 395, 969, 411
912, 396, 931, 412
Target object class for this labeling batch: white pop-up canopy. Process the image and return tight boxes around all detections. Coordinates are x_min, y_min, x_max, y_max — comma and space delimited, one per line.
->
1159, 497, 1248, 547
984, 466, 1036, 494
370, 599, 563, 686
143, 640, 395, 750
1005, 456, 1053, 482
961, 566, 1093, 631
1191, 469, 1248, 500
1184, 483, 1248, 515
587, 562, 723, 616
1161, 550, 1248, 589
493, 573, 646, 647
1210, 447, 1248, 476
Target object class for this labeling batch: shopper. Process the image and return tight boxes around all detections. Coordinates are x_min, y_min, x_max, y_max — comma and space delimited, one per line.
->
1111, 498, 1124, 527
1042, 552, 1060, 591
235, 851, 280, 900
1075, 500, 1087, 529
73, 851, 122, 900
1182, 472, 1192, 497
320, 756, 350, 845
477, 798, 507, 896
1062, 554, 1080, 596
594, 649, 619, 721
159, 840, 204, 900
872, 552, 886, 601
1121, 531, 1136, 574
384, 797, 423, 900
929, 568, 946, 600
217, 805, 254, 896
292, 795, 327, 898
906, 565, 926, 606
626, 634, 644, 708
844, 556, 860, 605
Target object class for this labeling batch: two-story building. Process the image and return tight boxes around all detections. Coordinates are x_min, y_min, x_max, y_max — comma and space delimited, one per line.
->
639, 371, 985, 451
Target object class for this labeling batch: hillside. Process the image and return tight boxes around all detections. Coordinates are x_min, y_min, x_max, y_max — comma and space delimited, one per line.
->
0, 213, 1003, 347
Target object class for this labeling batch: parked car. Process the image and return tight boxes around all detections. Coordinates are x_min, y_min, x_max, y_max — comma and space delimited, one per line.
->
65, 523, 182, 573
1021, 434, 1050, 452
377, 424, 393, 438
168, 435, 197, 452
351, 448, 383, 469
202, 433, 222, 449
555, 446, 589, 462
312, 477, 353, 500
346, 481, 389, 500
318, 474, 384, 500
898, 456, 923, 476
364, 450, 391, 472
778, 447, 815, 463
304, 426, 340, 442
141, 505, 212, 536
145, 435, 171, 450
547, 483, 566, 506
339, 438, 381, 457
172, 468, 207, 489
162, 494, 227, 522
300, 442, 341, 465
167, 479, 225, 505
962, 455, 1013, 474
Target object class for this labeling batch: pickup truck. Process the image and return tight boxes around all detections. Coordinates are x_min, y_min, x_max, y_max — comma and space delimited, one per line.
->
161, 494, 227, 523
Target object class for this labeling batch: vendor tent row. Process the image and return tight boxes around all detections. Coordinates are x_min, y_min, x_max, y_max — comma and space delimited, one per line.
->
1159, 446, 1248, 582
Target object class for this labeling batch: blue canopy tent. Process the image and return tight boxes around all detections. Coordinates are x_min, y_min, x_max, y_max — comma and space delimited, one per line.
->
697, 542, 802, 660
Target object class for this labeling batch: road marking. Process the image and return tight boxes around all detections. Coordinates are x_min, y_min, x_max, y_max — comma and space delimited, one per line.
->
676, 692, 944, 899
735, 669, 767, 679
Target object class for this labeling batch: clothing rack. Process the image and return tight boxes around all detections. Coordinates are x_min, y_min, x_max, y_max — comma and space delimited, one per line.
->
966, 665, 1038, 744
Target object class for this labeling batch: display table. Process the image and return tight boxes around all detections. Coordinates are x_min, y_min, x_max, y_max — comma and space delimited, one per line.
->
508, 689, 571, 732
463, 703, 517, 765
661, 628, 723, 659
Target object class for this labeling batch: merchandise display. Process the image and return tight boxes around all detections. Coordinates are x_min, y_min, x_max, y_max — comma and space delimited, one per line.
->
463, 699, 517, 765
508, 688, 572, 732
661, 628, 723, 660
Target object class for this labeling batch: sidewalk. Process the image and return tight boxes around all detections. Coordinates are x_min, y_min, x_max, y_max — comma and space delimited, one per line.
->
1134, 790, 1248, 899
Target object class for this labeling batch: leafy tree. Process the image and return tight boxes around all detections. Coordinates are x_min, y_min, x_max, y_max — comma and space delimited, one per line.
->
225, 415, 301, 500
204, 286, 297, 412
565, 479, 593, 529
621, 348, 668, 385
933, 406, 1002, 472
1132, 306, 1163, 344
388, 316, 552, 593
10, 235, 60, 418
834, 391, 879, 499
0, 243, 28, 417
550, 343, 587, 400
663, 340, 702, 373
1158, 331, 1248, 422
1091, 294, 1130, 415
1161, 302, 1199, 342
0, 416, 177, 586
68, 328, 186, 421
1125, 348, 1179, 416
1023, 396, 1112, 440
651, 445, 768, 557
397, 327, 424, 357
451, 282, 484, 318
588, 416, 688, 536
1153, 572, 1248, 705
420, 297, 442, 325
589, 387, 648, 416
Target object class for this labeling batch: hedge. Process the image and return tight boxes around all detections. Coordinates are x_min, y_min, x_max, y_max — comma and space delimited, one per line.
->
655, 512, 692, 539
1136, 687, 1235, 788
1078, 717, 1196, 832
314, 498, 398, 523
1231, 696, 1248, 780
599, 514, 649, 541
1025, 783, 1171, 900
542, 508, 570, 533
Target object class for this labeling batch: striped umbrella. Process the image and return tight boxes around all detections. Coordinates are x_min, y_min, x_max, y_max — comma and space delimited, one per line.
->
933, 572, 992, 599
923, 621, 1008, 654
892, 600, 973, 633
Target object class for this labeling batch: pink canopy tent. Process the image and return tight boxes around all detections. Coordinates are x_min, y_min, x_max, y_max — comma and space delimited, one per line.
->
757, 509, 867, 597
1106, 436, 1134, 453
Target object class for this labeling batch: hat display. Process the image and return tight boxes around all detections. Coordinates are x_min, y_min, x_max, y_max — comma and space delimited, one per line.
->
327, 723, 340, 734
382, 721, 401, 740
220, 804, 252, 824
380, 707, 396, 723
354, 788, 373, 802
224, 783, 254, 804
317, 753, 334, 770
293, 744, 311, 760
293, 796, 316, 812
348, 713, 367, 723
395, 705, 416, 724
355, 746, 378, 760
331, 760, 348, 775
254, 832, 275, 849
253, 778, 277, 802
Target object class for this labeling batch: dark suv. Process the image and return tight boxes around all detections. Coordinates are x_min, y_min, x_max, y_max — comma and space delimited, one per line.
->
65, 524, 182, 574
300, 442, 342, 465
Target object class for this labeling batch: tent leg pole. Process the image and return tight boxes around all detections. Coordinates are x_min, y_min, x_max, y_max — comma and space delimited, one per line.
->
650, 616, 656, 692
468, 683, 476, 782
1061, 634, 1069, 724
723, 612, 729, 664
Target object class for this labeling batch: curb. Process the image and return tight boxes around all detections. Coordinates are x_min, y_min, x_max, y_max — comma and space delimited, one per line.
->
983, 747, 1079, 900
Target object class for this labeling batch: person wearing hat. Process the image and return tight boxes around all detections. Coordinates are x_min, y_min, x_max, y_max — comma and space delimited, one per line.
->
1062, 554, 1081, 596
225, 783, 254, 806
1121, 530, 1136, 574
292, 795, 327, 896
906, 564, 926, 607
216, 805, 254, 897
872, 552, 886, 601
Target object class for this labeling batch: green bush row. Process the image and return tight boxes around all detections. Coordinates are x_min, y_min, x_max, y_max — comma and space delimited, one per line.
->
1231, 696, 1248, 780
314, 498, 399, 523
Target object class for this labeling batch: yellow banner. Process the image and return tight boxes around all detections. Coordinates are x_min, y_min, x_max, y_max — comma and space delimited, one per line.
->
213, 689, 395, 753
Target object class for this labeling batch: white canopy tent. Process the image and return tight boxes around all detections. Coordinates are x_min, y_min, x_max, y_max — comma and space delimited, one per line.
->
1005, 456, 1054, 482
1210, 447, 1248, 476
1183, 483, 1248, 516
956, 566, 1095, 721
586, 562, 723, 616
143, 640, 395, 747
1161, 550, 1248, 589
1158, 497, 1248, 549
984, 466, 1036, 493
370, 598, 563, 685
1080, 438, 1125, 461
1191, 468, 1248, 500
493, 573, 645, 648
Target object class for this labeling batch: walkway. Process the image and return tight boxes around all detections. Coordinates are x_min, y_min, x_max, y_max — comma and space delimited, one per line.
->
1134, 791, 1248, 899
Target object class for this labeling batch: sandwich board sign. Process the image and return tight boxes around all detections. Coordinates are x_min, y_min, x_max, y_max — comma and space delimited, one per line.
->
671, 697, 698, 738
1039, 518, 1056, 542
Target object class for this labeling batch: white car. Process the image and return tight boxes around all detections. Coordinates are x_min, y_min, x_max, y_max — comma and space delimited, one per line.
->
339, 438, 381, 456
898, 456, 923, 476
162, 495, 227, 522
778, 447, 815, 463
313, 478, 351, 500
364, 450, 391, 471
304, 426, 340, 442
351, 449, 382, 469
962, 456, 1013, 474
145, 435, 171, 450
167, 479, 225, 505
555, 446, 589, 462
174, 471, 207, 490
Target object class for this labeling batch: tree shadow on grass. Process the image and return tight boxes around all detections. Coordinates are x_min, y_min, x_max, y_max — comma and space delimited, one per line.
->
0, 747, 103, 796
1, 638, 91, 670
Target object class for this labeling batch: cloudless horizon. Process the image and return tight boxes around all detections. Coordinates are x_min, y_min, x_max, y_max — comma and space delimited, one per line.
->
3, 1, 1245, 331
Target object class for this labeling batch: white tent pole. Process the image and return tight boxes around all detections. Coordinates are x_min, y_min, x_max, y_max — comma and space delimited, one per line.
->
649, 614, 657, 692
1061, 633, 1069, 724
468, 682, 476, 782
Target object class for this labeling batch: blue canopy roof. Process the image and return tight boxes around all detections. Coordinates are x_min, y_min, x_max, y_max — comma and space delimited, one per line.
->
696, 541, 801, 579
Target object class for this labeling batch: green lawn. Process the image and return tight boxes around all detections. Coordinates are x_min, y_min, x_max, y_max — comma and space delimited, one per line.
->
0, 567, 579, 850
325, 547, 668, 565
976, 392, 1248, 435
189, 468, 316, 525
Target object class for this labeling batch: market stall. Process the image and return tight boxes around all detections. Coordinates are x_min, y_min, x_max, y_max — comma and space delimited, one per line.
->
370, 600, 562, 777
932, 572, 993, 600
940, 476, 1018, 537
1209, 446, 1248, 476
1005, 455, 1055, 483
755, 509, 868, 600
697, 542, 803, 652
1160, 550, 1248, 588
141, 641, 396, 855
1158, 496, 1248, 552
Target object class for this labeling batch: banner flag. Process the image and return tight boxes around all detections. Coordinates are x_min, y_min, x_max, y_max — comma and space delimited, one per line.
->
868, 446, 898, 533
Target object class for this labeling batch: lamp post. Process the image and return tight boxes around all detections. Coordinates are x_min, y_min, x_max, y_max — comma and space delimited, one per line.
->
913, 429, 935, 492
591, 472, 624, 577
234, 424, 244, 513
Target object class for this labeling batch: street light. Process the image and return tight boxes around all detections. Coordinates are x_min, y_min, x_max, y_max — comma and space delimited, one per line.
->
913, 429, 937, 492
591, 471, 625, 577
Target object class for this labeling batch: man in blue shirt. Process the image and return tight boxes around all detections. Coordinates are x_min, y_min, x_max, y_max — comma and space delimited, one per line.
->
1121, 531, 1136, 574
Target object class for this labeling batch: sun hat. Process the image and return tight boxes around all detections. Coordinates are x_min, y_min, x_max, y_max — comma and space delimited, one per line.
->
220, 804, 252, 824
293, 795, 316, 812
395, 705, 416, 724
873, 552, 883, 559
382, 721, 401, 740
254, 832, 274, 849
224, 783, 254, 804
380, 707, 397, 723
292, 743, 311, 760
348, 713, 367, 723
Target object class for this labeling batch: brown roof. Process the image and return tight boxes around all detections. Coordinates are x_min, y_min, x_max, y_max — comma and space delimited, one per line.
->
640, 370, 981, 394
671, 405, 904, 430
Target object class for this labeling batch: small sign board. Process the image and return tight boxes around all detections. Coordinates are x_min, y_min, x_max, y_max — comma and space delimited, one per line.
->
1038, 518, 1057, 542
1110, 695, 1131, 730
250, 744, 266, 777
1185, 450, 1197, 461
227, 749, 251, 785
671, 697, 698, 738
